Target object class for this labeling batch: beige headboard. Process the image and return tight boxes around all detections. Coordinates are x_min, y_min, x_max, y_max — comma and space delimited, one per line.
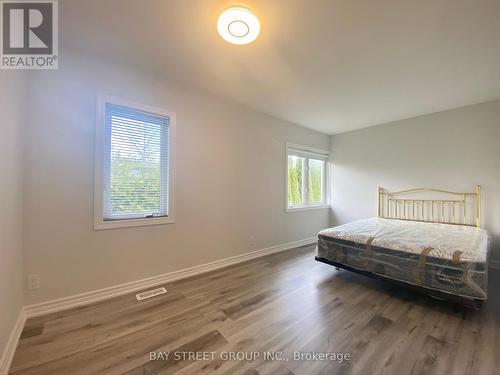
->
377, 186, 481, 227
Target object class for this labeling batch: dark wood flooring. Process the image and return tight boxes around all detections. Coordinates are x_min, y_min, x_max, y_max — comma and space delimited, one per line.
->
9, 244, 500, 374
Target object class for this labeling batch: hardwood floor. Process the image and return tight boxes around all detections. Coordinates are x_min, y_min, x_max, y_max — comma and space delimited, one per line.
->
9, 244, 500, 375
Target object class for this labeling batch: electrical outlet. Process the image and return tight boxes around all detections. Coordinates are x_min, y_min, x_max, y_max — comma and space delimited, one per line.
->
26, 274, 40, 290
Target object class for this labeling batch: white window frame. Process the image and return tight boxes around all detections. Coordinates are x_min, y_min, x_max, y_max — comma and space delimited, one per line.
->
285, 142, 330, 212
94, 95, 176, 230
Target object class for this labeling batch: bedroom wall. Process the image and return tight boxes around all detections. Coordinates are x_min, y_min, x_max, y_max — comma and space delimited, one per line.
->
0, 73, 25, 361
330, 101, 500, 262
22, 50, 330, 305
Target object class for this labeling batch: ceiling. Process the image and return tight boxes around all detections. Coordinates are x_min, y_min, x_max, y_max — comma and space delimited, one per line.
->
60, 0, 500, 134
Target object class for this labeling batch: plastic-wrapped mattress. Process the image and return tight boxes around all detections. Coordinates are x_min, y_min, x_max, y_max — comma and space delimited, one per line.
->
316, 218, 489, 300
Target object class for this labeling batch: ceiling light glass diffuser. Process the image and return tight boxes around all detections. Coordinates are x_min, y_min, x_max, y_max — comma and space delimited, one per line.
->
217, 7, 260, 45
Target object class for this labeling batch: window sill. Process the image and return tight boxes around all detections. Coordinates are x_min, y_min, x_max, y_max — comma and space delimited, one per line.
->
94, 216, 175, 230
286, 204, 330, 213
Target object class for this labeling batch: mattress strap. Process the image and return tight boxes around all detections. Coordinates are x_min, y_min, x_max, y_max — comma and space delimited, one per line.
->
335, 246, 345, 263
452, 250, 463, 264
362, 237, 375, 271
411, 247, 434, 285
454, 251, 483, 297
451, 250, 472, 288
452, 250, 471, 288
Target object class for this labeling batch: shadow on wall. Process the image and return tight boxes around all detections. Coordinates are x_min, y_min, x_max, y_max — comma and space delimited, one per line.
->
489, 234, 500, 264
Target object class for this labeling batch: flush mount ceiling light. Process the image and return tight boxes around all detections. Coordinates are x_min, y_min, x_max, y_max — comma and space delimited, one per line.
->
217, 7, 260, 45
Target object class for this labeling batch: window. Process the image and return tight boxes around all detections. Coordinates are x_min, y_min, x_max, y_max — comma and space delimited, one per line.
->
286, 143, 329, 211
94, 96, 175, 229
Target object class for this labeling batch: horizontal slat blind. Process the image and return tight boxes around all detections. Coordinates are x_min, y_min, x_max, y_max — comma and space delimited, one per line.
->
287, 146, 329, 161
103, 103, 170, 220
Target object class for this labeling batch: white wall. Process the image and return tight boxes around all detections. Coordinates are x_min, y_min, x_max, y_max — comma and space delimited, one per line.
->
0, 73, 25, 358
331, 101, 500, 261
22, 50, 330, 305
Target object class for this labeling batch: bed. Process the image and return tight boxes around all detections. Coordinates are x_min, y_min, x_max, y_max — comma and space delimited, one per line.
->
315, 186, 489, 308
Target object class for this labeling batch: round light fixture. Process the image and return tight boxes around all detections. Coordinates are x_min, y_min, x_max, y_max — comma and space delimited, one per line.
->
217, 7, 260, 45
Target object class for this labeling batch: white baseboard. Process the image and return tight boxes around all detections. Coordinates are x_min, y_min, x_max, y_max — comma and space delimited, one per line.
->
489, 260, 500, 270
0, 308, 26, 375
24, 237, 316, 318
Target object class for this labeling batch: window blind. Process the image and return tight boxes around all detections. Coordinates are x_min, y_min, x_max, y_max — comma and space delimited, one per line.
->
287, 146, 329, 161
103, 103, 170, 220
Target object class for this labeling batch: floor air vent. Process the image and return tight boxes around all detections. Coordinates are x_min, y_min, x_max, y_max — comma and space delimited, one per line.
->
136, 287, 167, 301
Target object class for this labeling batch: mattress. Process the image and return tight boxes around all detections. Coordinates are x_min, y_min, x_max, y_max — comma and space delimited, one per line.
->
316, 218, 489, 300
